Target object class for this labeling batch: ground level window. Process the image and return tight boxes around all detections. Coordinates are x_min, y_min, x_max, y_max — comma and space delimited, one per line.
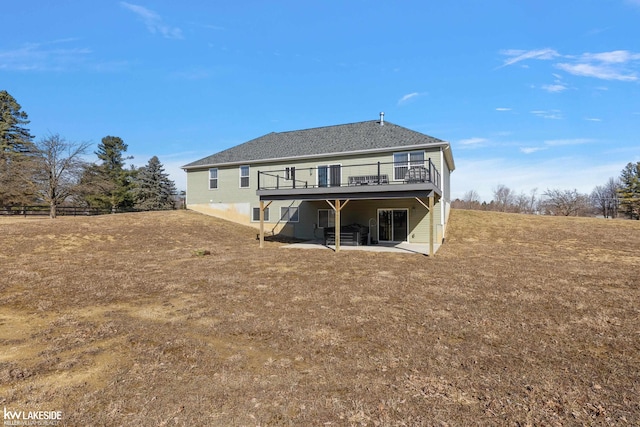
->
317, 209, 335, 228
252, 207, 269, 222
280, 206, 299, 222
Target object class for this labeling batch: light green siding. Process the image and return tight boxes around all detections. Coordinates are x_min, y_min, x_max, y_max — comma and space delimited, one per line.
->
185, 146, 448, 242
297, 198, 442, 243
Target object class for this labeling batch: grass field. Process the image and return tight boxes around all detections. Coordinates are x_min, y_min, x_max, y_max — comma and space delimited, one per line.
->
1, 209, 639, 426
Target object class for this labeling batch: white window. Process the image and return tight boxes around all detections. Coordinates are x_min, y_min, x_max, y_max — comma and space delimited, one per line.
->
252, 207, 269, 222
280, 206, 299, 222
393, 151, 425, 180
240, 165, 250, 188
209, 168, 218, 189
284, 167, 293, 180
317, 209, 335, 228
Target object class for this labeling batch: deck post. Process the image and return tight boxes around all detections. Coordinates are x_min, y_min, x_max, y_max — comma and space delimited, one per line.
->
259, 200, 273, 248
429, 195, 434, 257
259, 200, 265, 248
335, 199, 341, 252
325, 199, 350, 253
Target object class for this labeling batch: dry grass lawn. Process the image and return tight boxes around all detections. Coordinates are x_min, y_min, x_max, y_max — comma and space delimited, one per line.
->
1, 209, 639, 426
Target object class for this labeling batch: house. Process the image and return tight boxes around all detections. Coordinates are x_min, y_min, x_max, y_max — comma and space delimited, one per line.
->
182, 114, 455, 255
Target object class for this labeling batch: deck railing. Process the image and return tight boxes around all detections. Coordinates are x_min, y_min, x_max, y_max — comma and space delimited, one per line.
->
258, 159, 440, 191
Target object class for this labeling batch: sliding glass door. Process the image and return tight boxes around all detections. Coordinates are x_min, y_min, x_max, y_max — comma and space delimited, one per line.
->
318, 164, 341, 187
378, 209, 408, 242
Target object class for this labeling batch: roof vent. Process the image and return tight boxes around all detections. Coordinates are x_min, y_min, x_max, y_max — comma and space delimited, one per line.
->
379, 112, 385, 126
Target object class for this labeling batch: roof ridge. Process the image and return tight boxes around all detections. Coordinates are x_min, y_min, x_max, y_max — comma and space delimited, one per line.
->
182, 119, 448, 169
273, 119, 387, 135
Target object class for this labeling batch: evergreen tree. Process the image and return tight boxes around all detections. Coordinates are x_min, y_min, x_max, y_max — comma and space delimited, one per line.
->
80, 136, 134, 211
0, 90, 37, 207
96, 136, 128, 176
618, 161, 640, 220
133, 156, 177, 210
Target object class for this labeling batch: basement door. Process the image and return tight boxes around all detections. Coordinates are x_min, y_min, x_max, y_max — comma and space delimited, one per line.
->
378, 209, 409, 242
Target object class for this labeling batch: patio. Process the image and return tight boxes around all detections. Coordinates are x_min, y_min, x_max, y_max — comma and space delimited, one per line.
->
281, 240, 441, 255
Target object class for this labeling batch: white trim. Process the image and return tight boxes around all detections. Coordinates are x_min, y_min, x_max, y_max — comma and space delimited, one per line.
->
392, 150, 425, 181
208, 168, 218, 190
252, 206, 270, 222
239, 165, 250, 188
440, 148, 445, 225
280, 206, 299, 223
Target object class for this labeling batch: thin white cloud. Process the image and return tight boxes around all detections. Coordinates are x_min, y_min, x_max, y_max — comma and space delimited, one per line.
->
581, 50, 640, 63
499, 47, 640, 82
544, 138, 593, 146
555, 62, 637, 81
459, 137, 488, 146
499, 48, 560, 67
198, 23, 225, 31
520, 147, 546, 154
531, 110, 563, 120
520, 138, 593, 155
541, 83, 567, 93
585, 117, 602, 122
495, 107, 511, 111
397, 92, 424, 105
0, 39, 91, 71
120, 2, 183, 39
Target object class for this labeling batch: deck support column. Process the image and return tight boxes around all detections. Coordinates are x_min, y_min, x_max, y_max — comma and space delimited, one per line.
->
259, 200, 272, 248
335, 200, 341, 252
415, 196, 435, 257
325, 199, 350, 253
428, 195, 434, 257
259, 200, 265, 248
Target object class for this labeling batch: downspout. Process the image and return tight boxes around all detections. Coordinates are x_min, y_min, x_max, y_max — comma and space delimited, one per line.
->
440, 148, 446, 241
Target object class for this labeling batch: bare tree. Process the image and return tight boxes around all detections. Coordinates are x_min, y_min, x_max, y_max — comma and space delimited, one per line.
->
591, 178, 620, 218
541, 188, 591, 216
34, 134, 90, 218
529, 188, 539, 214
461, 189, 482, 210
513, 192, 529, 213
492, 184, 515, 212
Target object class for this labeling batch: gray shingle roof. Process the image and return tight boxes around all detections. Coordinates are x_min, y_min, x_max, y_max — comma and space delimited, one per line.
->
183, 120, 447, 169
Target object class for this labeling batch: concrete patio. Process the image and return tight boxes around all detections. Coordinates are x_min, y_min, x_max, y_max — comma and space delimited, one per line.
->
281, 240, 441, 255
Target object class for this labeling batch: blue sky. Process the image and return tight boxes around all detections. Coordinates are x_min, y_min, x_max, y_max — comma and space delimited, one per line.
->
2, 1, 639, 201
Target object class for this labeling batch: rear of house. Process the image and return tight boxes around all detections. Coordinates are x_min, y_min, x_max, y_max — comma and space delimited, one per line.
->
183, 116, 455, 250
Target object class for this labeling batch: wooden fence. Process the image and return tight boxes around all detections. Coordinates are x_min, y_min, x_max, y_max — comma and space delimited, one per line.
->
0, 205, 127, 217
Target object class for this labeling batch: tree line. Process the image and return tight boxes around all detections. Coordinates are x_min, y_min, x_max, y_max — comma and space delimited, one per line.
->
453, 164, 640, 220
1, 90, 178, 218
